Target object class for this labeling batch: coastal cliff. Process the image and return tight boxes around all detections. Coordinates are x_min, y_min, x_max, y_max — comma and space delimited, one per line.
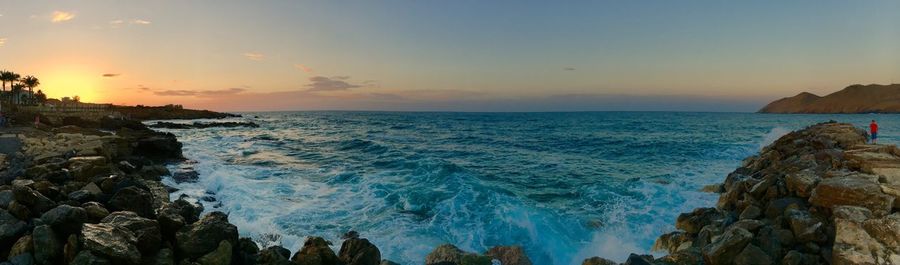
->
759, 84, 900, 113
2, 120, 898, 265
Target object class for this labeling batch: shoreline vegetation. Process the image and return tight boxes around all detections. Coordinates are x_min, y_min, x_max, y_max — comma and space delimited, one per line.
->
1, 102, 898, 265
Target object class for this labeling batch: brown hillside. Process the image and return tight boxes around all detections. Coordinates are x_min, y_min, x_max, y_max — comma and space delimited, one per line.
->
759, 84, 900, 113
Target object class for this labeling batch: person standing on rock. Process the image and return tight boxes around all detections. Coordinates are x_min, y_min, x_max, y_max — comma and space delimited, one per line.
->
870, 120, 878, 144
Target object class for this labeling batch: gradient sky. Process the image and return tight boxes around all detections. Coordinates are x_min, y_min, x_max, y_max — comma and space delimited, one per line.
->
1, 1, 898, 112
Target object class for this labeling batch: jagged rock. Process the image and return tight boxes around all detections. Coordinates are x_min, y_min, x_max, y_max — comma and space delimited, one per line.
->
733, 244, 772, 265
171, 168, 199, 183
832, 205, 873, 222
7, 201, 31, 220
338, 237, 381, 265
624, 253, 653, 265
258, 245, 293, 265
108, 187, 155, 218
63, 234, 79, 264
40, 205, 88, 234
426, 244, 465, 265
785, 171, 820, 198
653, 231, 693, 254
764, 197, 806, 219
676, 208, 721, 234
236, 237, 260, 265
142, 248, 175, 265
785, 209, 826, 243
82, 202, 110, 222
12, 185, 56, 214
739, 205, 762, 220
810, 174, 895, 216
781, 250, 804, 265
581, 256, 617, 265
730, 219, 764, 232
484, 246, 531, 265
101, 211, 162, 254
702, 227, 753, 265
80, 223, 140, 265
832, 213, 900, 265
291, 236, 342, 265
176, 211, 238, 260
70, 250, 111, 265
8, 235, 32, 259
197, 240, 232, 265
0, 210, 28, 247
33, 225, 63, 264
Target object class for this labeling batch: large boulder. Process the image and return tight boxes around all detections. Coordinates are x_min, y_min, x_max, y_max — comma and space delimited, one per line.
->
33, 225, 64, 264
197, 240, 232, 265
69, 250, 111, 265
175, 211, 238, 260
733, 244, 772, 265
833, 213, 900, 265
258, 245, 293, 265
338, 237, 381, 265
8, 234, 33, 259
12, 185, 56, 214
484, 246, 532, 265
101, 211, 162, 254
0, 209, 28, 248
581, 256, 618, 265
702, 227, 753, 265
108, 186, 155, 218
676, 208, 721, 234
80, 223, 141, 265
40, 205, 89, 234
291, 237, 342, 265
810, 174, 895, 216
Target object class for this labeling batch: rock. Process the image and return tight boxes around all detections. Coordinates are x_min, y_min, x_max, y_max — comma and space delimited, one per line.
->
785, 171, 820, 198
730, 219, 764, 232
131, 132, 183, 161
175, 211, 238, 260
101, 211, 162, 254
810, 174, 895, 216
258, 246, 293, 265
171, 168, 199, 183
781, 250, 804, 265
12, 185, 56, 214
80, 223, 140, 265
142, 248, 175, 265
235, 237, 260, 265
339, 238, 382, 265
0, 190, 13, 209
484, 246, 531, 265
82, 202, 110, 222
785, 209, 826, 243
832, 205, 872, 222
764, 197, 806, 219
0, 209, 28, 247
425, 244, 465, 265
64, 234, 79, 264
739, 205, 762, 220
652, 231, 693, 253
197, 240, 232, 265
8, 235, 33, 259
33, 225, 63, 264
379, 260, 400, 265
8, 253, 34, 265
170, 196, 203, 224
733, 244, 772, 265
623, 253, 653, 265
702, 227, 753, 265
291, 237, 342, 265
108, 187, 155, 218
40, 205, 88, 234
581, 256, 618, 265
676, 208, 721, 234
70, 250, 111, 265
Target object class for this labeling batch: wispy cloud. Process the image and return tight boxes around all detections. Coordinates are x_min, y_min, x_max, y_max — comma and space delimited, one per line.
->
305, 76, 364, 91
51, 11, 75, 23
293, 64, 313, 73
130, 19, 151, 25
242, 52, 265, 61
109, 20, 124, 25
102, 73, 120, 77
154, 88, 246, 97
563, 67, 576, 71
0, 38, 6, 47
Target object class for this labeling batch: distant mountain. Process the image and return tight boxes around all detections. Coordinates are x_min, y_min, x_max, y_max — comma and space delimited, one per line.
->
759, 84, 900, 113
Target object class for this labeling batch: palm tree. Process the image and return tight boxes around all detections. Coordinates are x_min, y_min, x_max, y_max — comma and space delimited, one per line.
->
22, 76, 39, 105
5, 72, 20, 103
10, 84, 23, 105
0, 70, 12, 93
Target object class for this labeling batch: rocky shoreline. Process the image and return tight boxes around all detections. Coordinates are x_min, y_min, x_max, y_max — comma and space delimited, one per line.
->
1, 120, 897, 265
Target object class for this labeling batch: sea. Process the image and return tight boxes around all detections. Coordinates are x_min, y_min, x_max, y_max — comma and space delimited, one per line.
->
150, 112, 899, 265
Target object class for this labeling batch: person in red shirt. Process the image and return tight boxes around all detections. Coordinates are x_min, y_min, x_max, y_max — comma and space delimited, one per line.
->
870, 120, 878, 144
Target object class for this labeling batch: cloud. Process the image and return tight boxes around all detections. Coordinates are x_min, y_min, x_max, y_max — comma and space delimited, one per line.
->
305, 76, 363, 91
109, 20, 124, 25
293, 64, 313, 73
0, 38, 6, 47
130, 19, 151, 25
102, 73, 120, 77
154, 88, 246, 97
137, 85, 150, 91
51, 11, 75, 23
564, 67, 576, 71
242, 52, 265, 61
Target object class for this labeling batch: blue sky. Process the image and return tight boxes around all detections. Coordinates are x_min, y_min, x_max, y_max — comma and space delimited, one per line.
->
0, 1, 898, 111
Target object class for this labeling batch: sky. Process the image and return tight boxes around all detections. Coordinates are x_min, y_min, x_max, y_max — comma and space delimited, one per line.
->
0, 1, 898, 112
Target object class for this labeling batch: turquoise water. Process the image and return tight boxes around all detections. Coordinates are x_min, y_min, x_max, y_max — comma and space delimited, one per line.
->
154, 112, 898, 265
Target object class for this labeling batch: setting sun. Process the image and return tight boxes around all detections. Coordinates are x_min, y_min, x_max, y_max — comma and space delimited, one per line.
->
39, 65, 103, 103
